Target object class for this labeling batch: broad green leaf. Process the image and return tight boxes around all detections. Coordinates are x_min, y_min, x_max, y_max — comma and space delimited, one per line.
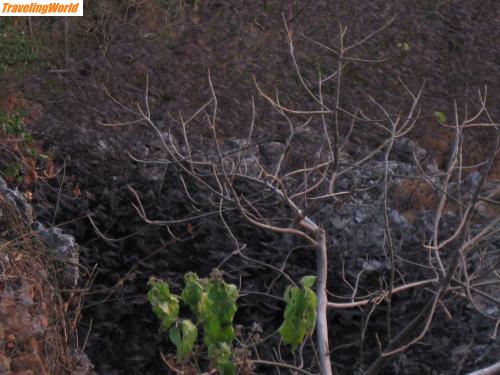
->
204, 315, 235, 343
202, 276, 239, 371
182, 273, 203, 306
278, 276, 317, 350
303, 289, 317, 336
147, 279, 179, 330
434, 111, 447, 124
197, 292, 210, 322
225, 283, 239, 301
182, 272, 206, 319
207, 280, 238, 319
168, 320, 198, 361
178, 319, 198, 361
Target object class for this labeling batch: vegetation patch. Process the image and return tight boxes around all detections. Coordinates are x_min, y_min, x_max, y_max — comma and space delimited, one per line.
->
0, 20, 40, 78
0, 108, 47, 185
148, 271, 317, 374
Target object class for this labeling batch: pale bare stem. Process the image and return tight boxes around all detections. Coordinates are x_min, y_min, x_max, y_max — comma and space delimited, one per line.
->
463, 88, 488, 125
457, 121, 465, 220
282, 12, 323, 107
442, 122, 500, 129
127, 184, 220, 225
136, 105, 225, 196
465, 361, 500, 375
303, 162, 309, 206
287, 156, 322, 201
144, 75, 151, 118
179, 174, 203, 207
381, 292, 440, 357
232, 96, 256, 181
328, 22, 346, 194
251, 359, 314, 375
351, 269, 366, 302
102, 86, 141, 116
266, 245, 310, 293
216, 197, 243, 269
283, 160, 331, 181
272, 101, 294, 178
160, 352, 184, 374
344, 16, 396, 53
491, 320, 500, 340
237, 251, 297, 287
165, 225, 184, 242
87, 215, 147, 245
382, 120, 397, 340
360, 302, 377, 363
254, 77, 333, 115
463, 217, 500, 254
318, 72, 336, 183
431, 122, 461, 275
178, 112, 193, 170
228, 183, 317, 245
290, 165, 340, 201
340, 110, 357, 152
316, 229, 333, 375
327, 279, 438, 309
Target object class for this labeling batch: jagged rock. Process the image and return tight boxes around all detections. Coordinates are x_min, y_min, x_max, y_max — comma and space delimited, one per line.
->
0, 177, 79, 289
0, 176, 32, 221
72, 350, 97, 375
33, 222, 79, 288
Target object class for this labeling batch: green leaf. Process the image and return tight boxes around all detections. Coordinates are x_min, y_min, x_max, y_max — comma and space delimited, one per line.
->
200, 276, 239, 371
207, 280, 238, 320
204, 315, 235, 344
300, 275, 316, 289
218, 360, 237, 375
182, 273, 203, 306
278, 276, 317, 351
168, 320, 198, 362
4, 161, 22, 179
434, 111, 447, 124
397, 42, 411, 51
207, 341, 232, 365
147, 279, 179, 330
203, 279, 238, 345
178, 319, 198, 361
182, 272, 208, 321
148, 272, 240, 370
169, 326, 181, 347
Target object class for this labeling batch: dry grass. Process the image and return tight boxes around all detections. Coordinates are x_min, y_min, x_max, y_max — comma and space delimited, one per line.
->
0, 196, 81, 375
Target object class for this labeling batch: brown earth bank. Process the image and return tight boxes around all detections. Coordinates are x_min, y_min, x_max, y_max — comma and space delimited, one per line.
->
0, 179, 94, 375
1, 1, 499, 374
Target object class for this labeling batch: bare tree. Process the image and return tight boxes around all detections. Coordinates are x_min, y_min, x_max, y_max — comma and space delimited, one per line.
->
99, 15, 500, 375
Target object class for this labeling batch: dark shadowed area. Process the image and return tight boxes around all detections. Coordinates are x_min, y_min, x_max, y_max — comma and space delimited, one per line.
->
1, 1, 499, 374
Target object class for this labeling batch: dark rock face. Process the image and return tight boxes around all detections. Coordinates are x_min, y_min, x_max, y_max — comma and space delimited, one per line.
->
7, 1, 497, 373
